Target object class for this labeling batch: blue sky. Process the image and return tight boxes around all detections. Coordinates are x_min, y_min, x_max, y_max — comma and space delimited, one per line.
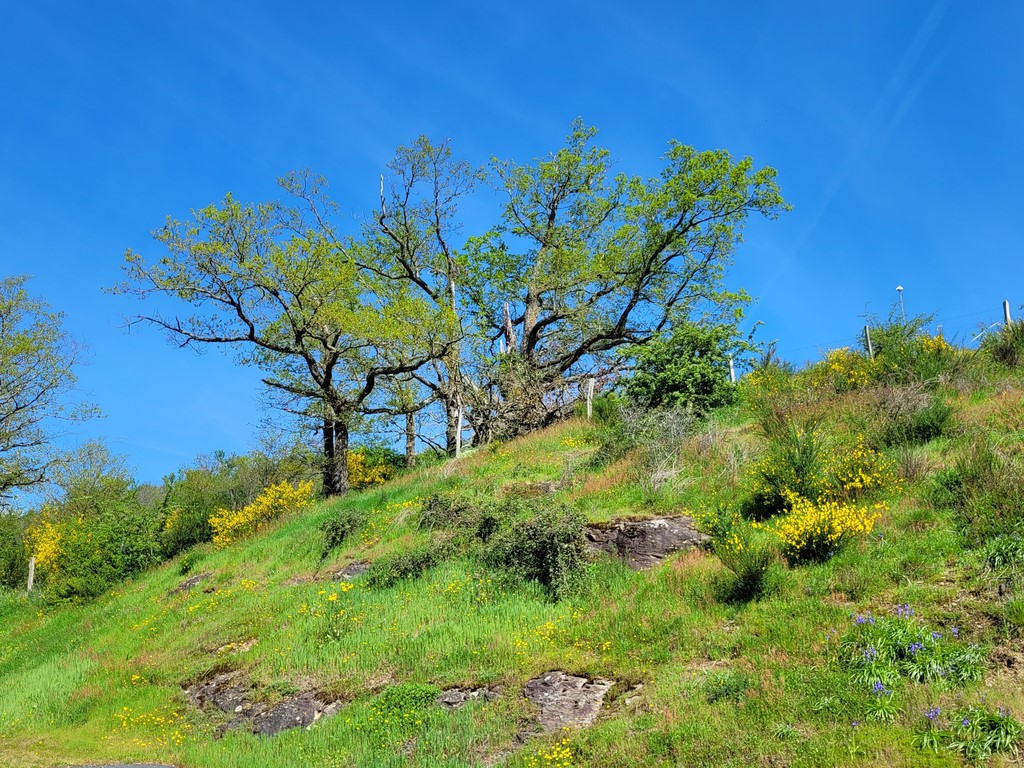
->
2, 1, 1022, 485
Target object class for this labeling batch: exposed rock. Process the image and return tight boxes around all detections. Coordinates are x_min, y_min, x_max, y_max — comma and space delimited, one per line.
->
186, 671, 340, 736
523, 671, 612, 731
252, 693, 340, 736
584, 516, 708, 570
436, 686, 503, 710
187, 671, 254, 716
331, 561, 370, 581
169, 571, 212, 595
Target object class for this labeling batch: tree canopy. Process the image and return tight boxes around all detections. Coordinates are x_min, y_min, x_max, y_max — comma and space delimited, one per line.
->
117, 122, 788, 492
0, 276, 93, 505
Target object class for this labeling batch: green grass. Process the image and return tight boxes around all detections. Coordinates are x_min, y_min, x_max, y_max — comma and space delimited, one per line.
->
4, 368, 1024, 767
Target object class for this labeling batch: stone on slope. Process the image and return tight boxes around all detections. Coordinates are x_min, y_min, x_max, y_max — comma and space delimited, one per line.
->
523, 671, 612, 731
584, 515, 708, 570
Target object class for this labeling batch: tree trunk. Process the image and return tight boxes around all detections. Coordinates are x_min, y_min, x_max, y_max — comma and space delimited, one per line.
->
405, 412, 416, 468
445, 397, 460, 455
322, 418, 349, 496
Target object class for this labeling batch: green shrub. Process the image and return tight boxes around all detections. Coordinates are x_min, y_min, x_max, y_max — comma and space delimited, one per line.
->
714, 532, 781, 603
623, 322, 741, 417
935, 437, 1024, 542
702, 669, 750, 703
365, 540, 450, 589
742, 418, 824, 520
983, 319, 1024, 367
417, 493, 480, 531
320, 507, 368, 557
481, 503, 588, 600
0, 513, 29, 589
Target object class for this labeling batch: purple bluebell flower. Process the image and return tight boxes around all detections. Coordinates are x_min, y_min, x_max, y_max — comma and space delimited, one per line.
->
951, 626, 960, 638
896, 603, 914, 619
863, 646, 878, 662
872, 680, 889, 696
852, 720, 860, 728
931, 631, 942, 640
925, 707, 941, 721
909, 641, 924, 655
961, 717, 970, 727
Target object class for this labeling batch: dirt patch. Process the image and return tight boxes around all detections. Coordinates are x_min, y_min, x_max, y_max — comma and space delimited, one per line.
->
186, 670, 341, 736
523, 671, 613, 731
436, 686, 503, 710
585, 515, 708, 570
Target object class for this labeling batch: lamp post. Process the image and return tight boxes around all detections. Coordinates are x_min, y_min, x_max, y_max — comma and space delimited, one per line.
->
896, 285, 906, 324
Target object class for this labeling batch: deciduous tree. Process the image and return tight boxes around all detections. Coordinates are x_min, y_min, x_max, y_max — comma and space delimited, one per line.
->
0, 276, 93, 504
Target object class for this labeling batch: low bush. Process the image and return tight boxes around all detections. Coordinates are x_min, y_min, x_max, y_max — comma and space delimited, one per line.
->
364, 540, 450, 589
743, 419, 825, 520
481, 503, 588, 601
933, 437, 1024, 542
983, 319, 1024, 368
713, 526, 780, 602
320, 507, 368, 557
209, 480, 314, 549
755, 492, 884, 564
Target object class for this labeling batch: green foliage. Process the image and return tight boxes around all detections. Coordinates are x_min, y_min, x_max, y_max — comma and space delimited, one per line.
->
933, 437, 1024, 542
160, 446, 316, 558
713, 527, 781, 603
840, 606, 984, 688
742, 418, 825, 520
320, 507, 368, 557
623, 323, 741, 416
0, 513, 29, 589
0, 276, 95, 503
853, 385, 956, 450
982, 319, 1024, 367
481, 503, 588, 600
701, 669, 750, 703
945, 704, 1023, 763
357, 683, 441, 745
364, 540, 451, 589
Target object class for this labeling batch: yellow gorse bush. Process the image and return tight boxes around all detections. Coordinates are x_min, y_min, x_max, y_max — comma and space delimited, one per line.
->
755, 490, 884, 563
809, 347, 878, 392
209, 480, 314, 549
24, 517, 63, 574
347, 447, 393, 489
823, 435, 900, 502
919, 333, 954, 356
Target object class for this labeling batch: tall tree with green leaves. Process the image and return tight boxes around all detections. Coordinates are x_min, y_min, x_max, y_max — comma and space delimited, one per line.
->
0, 275, 93, 504
114, 172, 448, 495
372, 136, 479, 454
465, 120, 788, 437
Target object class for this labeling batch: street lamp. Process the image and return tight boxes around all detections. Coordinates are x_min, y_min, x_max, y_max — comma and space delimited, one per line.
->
896, 285, 906, 323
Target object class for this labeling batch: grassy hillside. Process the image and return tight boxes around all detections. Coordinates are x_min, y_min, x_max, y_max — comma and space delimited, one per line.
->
3, 352, 1024, 767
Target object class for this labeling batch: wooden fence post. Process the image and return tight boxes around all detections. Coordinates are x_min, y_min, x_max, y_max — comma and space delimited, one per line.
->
1005, 300, 1013, 327
27, 557, 35, 592
864, 325, 874, 359
586, 378, 595, 419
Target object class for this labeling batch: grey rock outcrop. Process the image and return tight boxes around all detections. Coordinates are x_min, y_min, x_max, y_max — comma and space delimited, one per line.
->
584, 516, 707, 570
523, 671, 612, 731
